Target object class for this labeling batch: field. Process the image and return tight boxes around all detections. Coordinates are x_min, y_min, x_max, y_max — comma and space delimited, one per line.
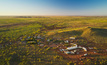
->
0, 16, 107, 65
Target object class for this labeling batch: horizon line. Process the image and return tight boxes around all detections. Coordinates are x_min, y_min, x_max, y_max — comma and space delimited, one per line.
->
0, 15, 107, 16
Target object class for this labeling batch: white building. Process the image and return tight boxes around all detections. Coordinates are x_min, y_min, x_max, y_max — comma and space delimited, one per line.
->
88, 47, 93, 49
64, 51, 75, 54
59, 49, 62, 52
66, 44, 78, 50
64, 51, 71, 54
84, 53, 87, 56
69, 37, 75, 40
82, 47, 87, 51
78, 46, 82, 48
70, 51, 75, 54
39, 44, 44, 46
47, 39, 50, 42
64, 40, 69, 43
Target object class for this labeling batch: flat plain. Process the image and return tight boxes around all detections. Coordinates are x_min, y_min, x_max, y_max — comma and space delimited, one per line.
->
0, 16, 107, 65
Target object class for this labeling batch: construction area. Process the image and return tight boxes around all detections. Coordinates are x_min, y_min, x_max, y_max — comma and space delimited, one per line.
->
20, 34, 107, 62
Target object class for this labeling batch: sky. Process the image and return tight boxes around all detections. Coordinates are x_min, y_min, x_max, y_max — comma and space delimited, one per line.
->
0, 0, 107, 16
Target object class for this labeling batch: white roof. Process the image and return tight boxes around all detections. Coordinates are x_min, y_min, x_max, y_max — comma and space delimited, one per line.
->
67, 47, 77, 50
64, 40, 69, 43
69, 37, 75, 39
67, 44, 77, 50
88, 47, 93, 49
84, 53, 87, 56
66, 44, 77, 50
82, 47, 87, 51
64, 51, 71, 54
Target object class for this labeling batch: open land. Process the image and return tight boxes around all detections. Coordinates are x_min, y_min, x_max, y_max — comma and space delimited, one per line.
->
0, 16, 107, 65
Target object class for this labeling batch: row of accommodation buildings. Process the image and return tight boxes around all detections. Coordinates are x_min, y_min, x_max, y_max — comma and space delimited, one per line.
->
61, 43, 87, 55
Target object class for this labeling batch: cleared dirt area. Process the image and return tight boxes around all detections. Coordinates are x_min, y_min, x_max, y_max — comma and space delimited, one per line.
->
47, 42, 107, 62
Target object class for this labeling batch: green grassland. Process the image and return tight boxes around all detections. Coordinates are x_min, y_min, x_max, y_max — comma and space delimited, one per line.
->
0, 16, 107, 65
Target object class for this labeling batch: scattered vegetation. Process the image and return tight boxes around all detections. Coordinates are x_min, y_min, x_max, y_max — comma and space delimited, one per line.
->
0, 16, 107, 65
